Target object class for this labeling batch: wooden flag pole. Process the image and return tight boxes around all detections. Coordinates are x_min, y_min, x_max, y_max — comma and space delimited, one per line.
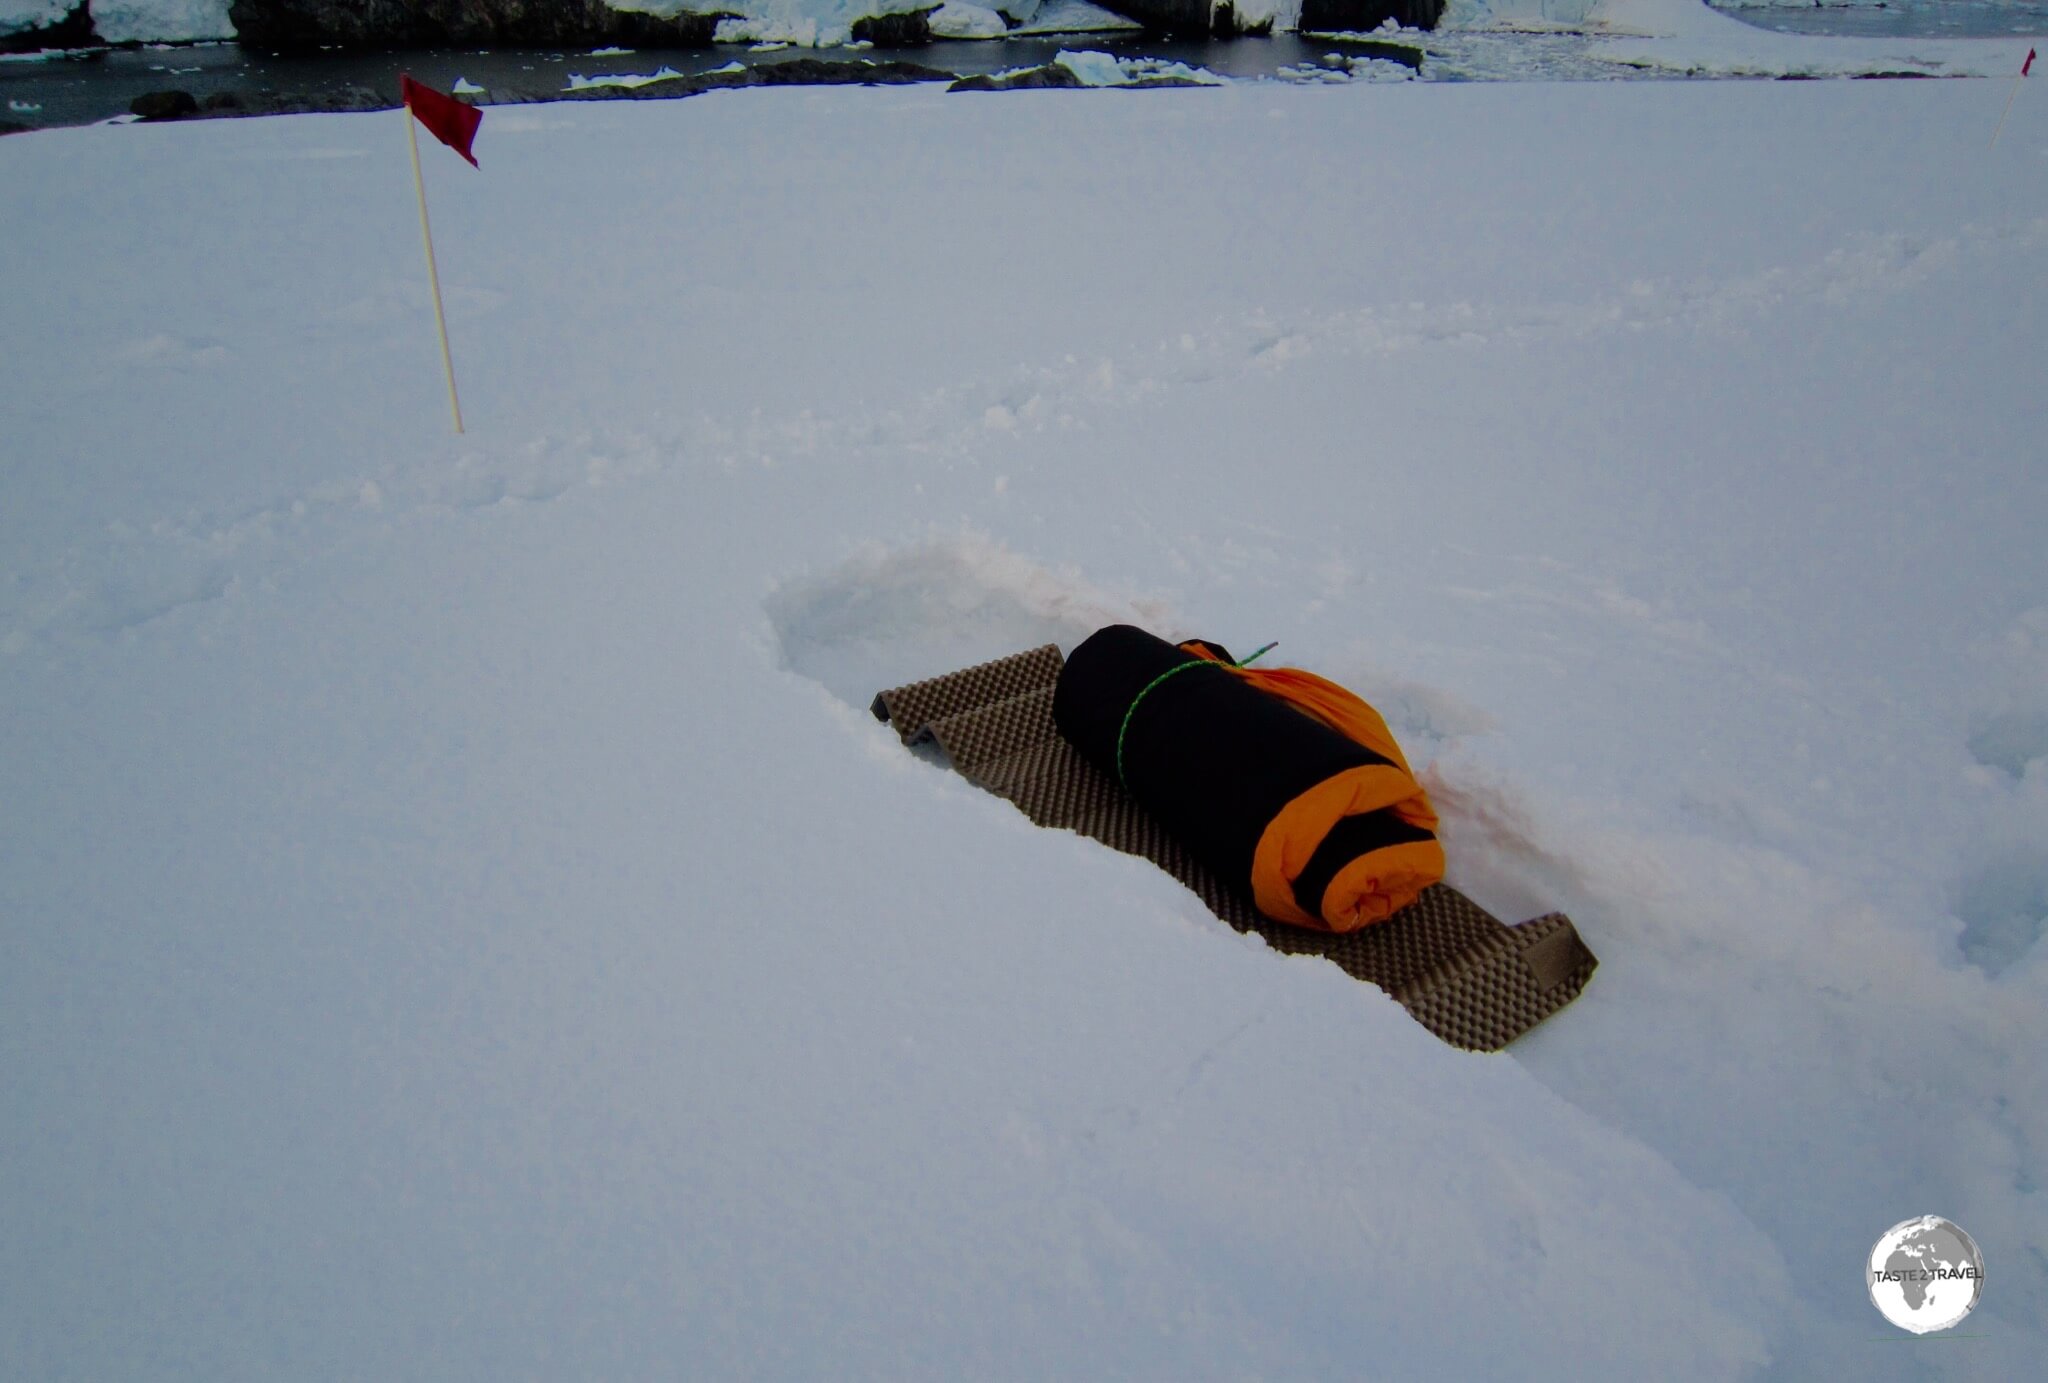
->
404, 99, 465, 434
1991, 50, 2032, 150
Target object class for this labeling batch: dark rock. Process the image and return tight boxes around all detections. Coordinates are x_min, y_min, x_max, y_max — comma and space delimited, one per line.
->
1210, 3, 1271, 38
740, 57, 954, 87
0, 1, 98, 54
949, 64, 1086, 91
202, 91, 246, 111
0, 119, 31, 136
851, 9, 937, 46
598, 7, 723, 48
131, 89, 201, 120
1296, 0, 1444, 32
227, 1, 720, 56
1091, 0, 1211, 38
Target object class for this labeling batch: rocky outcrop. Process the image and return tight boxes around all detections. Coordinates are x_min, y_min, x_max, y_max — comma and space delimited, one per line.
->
949, 64, 1085, 91
1091, 0, 1209, 37
226, 1, 722, 55
850, 9, 937, 45
131, 88, 201, 119
1296, 0, 1444, 32
1099, 0, 1441, 35
1209, 3, 1272, 37
1081, 0, 1280, 37
0, 2, 98, 54
225, 0, 1444, 57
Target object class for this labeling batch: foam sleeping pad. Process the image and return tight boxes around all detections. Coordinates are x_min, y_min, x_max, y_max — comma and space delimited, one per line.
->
1052, 624, 1445, 933
870, 642, 1599, 1050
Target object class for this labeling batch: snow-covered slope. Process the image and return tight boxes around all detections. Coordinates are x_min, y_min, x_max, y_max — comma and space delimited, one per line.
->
1584, 0, 2037, 74
0, 0, 234, 42
0, 0, 72, 35
1434, 0, 2038, 77
89, 0, 234, 44
3, 56, 2045, 1383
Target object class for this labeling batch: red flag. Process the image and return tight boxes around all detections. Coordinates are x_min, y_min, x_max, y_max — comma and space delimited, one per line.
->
2026, 48, 2036, 77
401, 74, 480, 168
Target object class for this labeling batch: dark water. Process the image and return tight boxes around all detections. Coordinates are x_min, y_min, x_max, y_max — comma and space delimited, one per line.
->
1, 33, 1391, 132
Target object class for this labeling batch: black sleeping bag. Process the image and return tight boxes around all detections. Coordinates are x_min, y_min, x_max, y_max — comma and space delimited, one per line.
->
1051, 624, 1444, 932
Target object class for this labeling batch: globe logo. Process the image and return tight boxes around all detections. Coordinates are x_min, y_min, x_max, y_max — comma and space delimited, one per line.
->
1867, 1215, 1984, 1334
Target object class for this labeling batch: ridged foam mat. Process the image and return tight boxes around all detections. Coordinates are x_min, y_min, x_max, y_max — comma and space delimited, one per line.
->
872, 644, 1598, 1051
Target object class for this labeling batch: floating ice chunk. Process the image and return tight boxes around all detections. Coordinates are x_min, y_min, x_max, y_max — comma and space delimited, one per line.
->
1053, 48, 1226, 86
563, 65, 686, 91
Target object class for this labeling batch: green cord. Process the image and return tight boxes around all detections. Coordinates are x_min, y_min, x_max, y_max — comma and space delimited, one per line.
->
1114, 640, 1276, 789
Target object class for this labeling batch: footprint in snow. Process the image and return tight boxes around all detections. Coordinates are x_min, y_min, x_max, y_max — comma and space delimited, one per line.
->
765, 534, 1168, 711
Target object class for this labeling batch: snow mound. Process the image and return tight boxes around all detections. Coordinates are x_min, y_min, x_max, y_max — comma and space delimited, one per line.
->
1010, 0, 1141, 33
929, 1, 1011, 38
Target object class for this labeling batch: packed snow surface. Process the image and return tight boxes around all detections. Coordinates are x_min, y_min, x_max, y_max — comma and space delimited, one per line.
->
3, 31, 2046, 1383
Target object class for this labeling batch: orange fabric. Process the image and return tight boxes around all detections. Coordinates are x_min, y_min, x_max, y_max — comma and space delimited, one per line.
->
1320, 840, 1448, 931
1247, 765, 1445, 930
1182, 642, 1443, 932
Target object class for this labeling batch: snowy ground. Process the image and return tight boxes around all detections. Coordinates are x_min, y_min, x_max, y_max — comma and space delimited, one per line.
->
4, 21, 2047, 1382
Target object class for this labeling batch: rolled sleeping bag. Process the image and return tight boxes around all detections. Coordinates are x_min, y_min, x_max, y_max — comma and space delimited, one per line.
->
1052, 624, 1444, 933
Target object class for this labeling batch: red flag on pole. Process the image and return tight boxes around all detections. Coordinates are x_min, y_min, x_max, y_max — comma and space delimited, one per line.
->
401, 73, 481, 168
1993, 47, 2035, 148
